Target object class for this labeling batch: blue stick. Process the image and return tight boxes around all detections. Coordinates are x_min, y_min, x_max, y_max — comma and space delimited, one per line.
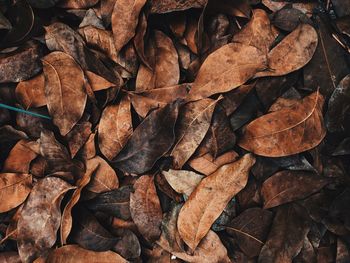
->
0, 103, 51, 120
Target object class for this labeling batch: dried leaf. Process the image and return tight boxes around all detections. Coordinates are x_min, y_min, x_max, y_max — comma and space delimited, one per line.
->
46, 245, 127, 263
98, 96, 133, 160
171, 98, 220, 169
255, 24, 318, 78
0, 173, 32, 213
262, 170, 329, 209
130, 175, 162, 242
58, 0, 99, 9
112, 101, 181, 175
85, 156, 119, 193
17, 177, 73, 263
177, 154, 255, 250
0, 252, 21, 263
42, 51, 87, 136
187, 43, 267, 100
15, 73, 46, 109
162, 169, 204, 196
149, 0, 206, 13
239, 91, 326, 157
65, 121, 92, 158
111, 0, 147, 54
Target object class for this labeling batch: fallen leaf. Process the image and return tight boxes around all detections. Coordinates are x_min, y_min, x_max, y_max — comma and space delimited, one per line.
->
187, 43, 267, 100
136, 30, 180, 91
258, 204, 311, 263
65, 121, 92, 158
70, 206, 118, 251
112, 100, 181, 175
272, 7, 311, 32
232, 9, 278, 53
98, 96, 133, 160
254, 24, 318, 78
111, 0, 147, 54
177, 154, 255, 250
262, 0, 316, 15
85, 71, 115, 92
0, 252, 21, 263
129, 84, 189, 118
0, 173, 32, 213
261, 170, 329, 209
149, 0, 206, 13
15, 73, 46, 109
130, 175, 162, 242
225, 208, 273, 257
17, 177, 74, 263
46, 245, 127, 263
42, 51, 87, 136
171, 98, 220, 169
188, 151, 239, 175
60, 160, 100, 245
239, 91, 326, 157
58, 0, 99, 9
85, 156, 119, 193
162, 169, 204, 196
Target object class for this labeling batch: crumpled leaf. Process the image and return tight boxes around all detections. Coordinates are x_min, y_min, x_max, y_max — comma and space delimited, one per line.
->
177, 154, 255, 250
112, 100, 181, 175
17, 177, 74, 263
0, 173, 32, 213
171, 98, 220, 169
130, 175, 162, 242
239, 91, 326, 157
98, 95, 133, 161
187, 43, 267, 100
46, 245, 127, 263
111, 0, 147, 54
42, 51, 87, 136
261, 170, 329, 209
254, 24, 318, 78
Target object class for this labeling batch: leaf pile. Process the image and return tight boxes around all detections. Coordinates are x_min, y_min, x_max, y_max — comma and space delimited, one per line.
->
0, 0, 350, 262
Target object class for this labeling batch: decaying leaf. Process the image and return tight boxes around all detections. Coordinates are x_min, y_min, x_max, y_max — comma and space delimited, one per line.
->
171, 98, 220, 169
112, 101, 181, 175
98, 96, 132, 161
187, 43, 267, 100
111, 0, 147, 54
177, 154, 255, 250
261, 170, 329, 209
42, 51, 87, 136
17, 177, 74, 263
239, 91, 326, 157
0, 173, 32, 213
46, 245, 127, 263
130, 175, 162, 242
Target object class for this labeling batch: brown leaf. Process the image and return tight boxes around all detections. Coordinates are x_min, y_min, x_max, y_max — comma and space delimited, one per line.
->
239, 91, 326, 157
136, 30, 180, 91
98, 96, 133, 160
0, 42, 43, 83
162, 169, 204, 196
0, 173, 32, 213
171, 98, 220, 169
111, 0, 147, 54
177, 154, 255, 250
112, 228, 141, 259
112, 100, 181, 175
0, 252, 21, 263
129, 83, 189, 118
254, 24, 318, 78
2, 139, 38, 173
258, 204, 311, 263
262, 0, 316, 14
15, 73, 46, 109
85, 156, 119, 193
232, 9, 278, 53
65, 121, 92, 158
70, 206, 118, 251
261, 170, 329, 209
130, 175, 162, 242
225, 207, 273, 257
188, 150, 239, 176
42, 51, 87, 136
46, 245, 127, 263
17, 177, 74, 263
187, 43, 267, 100
149, 0, 206, 13
60, 161, 100, 245
58, 0, 99, 9
85, 71, 115, 92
